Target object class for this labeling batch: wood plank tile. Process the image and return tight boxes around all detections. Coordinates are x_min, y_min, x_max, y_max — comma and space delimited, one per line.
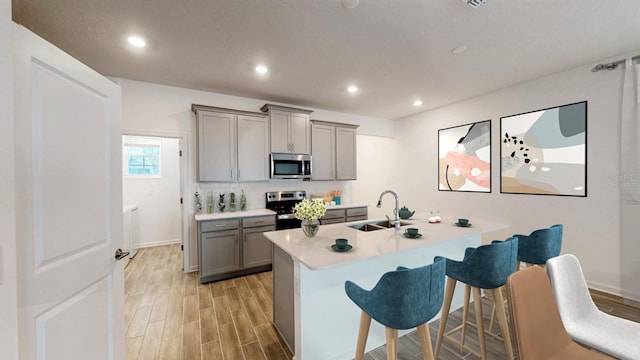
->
221, 278, 236, 289
198, 283, 213, 310
255, 324, 288, 360
210, 281, 226, 298
214, 296, 233, 325
232, 308, 258, 345
219, 322, 244, 360
182, 320, 201, 360
126, 336, 143, 360
201, 340, 224, 360
137, 321, 164, 360
149, 292, 169, 323
125, 293, 143, 326
185, 272, 198, 296
127, 305, 152, 338
233, 277, 253, 299
245, 274, 262, 289
241, 296, 269, 327
224, 286, 243, 312
200, 307, 219, 344
183, 294, 199, 323
158, 335, 181, 360
242, 341, 267, 360
253, 285, 273, 314
257, 271, 273, 292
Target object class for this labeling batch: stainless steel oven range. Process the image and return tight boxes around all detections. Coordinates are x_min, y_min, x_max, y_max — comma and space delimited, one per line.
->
265, 190, 306, 230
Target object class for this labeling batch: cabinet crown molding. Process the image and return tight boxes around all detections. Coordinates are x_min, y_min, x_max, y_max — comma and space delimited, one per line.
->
311, 120, 359, 129
260, 103, 313, 114
191, 104, 266, 117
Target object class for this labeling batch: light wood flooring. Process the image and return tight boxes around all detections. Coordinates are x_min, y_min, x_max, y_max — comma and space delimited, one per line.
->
125, 244, 292, 360
126, 244, 640, 360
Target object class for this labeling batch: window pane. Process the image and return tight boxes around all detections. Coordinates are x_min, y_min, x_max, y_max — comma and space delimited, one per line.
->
123, 136, 162, 178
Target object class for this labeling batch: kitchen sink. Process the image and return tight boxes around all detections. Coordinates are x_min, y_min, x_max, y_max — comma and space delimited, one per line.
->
370, 220, 412, 228
347, 220, 413, 232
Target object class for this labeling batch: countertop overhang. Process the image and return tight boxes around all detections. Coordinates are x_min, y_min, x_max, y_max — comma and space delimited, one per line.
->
195, 209, 276, 221
264, 213, 509, 270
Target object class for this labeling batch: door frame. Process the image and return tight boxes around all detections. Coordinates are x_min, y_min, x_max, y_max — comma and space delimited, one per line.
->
121, 129, 190, 273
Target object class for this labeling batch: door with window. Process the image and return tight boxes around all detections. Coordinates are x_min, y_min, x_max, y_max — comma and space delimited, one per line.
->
13, 25, 125, 359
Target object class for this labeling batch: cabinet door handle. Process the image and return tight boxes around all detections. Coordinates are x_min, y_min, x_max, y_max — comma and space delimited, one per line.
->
238, 169, 241, 179
215, 224, 226, 227
230, 169, 232, 178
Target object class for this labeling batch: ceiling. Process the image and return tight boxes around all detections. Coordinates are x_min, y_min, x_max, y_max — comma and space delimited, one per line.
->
11, 0, 640, 120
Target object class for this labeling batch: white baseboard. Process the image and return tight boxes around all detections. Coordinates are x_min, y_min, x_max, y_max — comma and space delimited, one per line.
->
188, 265, 199, 273
135, 238, 181, 249
586, 280, 626, 299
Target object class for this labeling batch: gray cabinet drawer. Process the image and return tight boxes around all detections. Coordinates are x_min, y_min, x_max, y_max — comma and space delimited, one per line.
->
323, 209, 345, 219
346, 207, 367, 217
321, 217, 345, 225
347, 215, 368, 223
201, 219, 240, 232
243, 215, 276, 228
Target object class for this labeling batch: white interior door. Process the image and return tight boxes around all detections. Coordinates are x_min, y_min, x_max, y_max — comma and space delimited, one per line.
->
13, 24, 125, 359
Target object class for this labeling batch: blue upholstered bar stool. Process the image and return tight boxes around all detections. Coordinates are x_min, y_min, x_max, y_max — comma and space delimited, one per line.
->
433, 237, 518, 360
487, 224, 564, 333
345, 258, 446, 360
515, 224, 563, 270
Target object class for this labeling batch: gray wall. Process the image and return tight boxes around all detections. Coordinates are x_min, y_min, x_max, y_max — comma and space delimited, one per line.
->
394, 52, 637, 299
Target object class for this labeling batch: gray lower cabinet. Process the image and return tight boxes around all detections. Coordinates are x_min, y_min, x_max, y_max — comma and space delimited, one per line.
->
346, 207, 368, 223
320, 206, 368, 225
199, 219, 241, 281
198, 215, 275, 283
243, 217, 275, 268
320, 208, 345, 224
273, 245, 295, 352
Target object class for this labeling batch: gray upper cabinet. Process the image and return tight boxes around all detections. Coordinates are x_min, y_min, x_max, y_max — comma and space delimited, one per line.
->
336, 126, 357, 180
261, 104, 312, 154
311, 120, 359, 180
193, 104, 269, 182
311, 123, 335, 180
237, 115, 269, 181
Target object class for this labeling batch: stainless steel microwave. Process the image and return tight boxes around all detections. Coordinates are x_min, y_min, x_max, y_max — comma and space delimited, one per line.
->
270, 153, 312, 179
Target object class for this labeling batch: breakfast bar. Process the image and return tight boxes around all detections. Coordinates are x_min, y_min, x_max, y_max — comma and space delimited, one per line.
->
264, 213, 509, 360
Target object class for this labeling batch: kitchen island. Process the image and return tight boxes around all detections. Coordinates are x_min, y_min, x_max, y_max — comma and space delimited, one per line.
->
264, 213, 509, 360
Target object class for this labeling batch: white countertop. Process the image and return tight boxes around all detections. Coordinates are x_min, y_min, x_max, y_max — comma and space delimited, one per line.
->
194, 204, 368, 222
195, 209, 276, 222
264, 213, 509, 270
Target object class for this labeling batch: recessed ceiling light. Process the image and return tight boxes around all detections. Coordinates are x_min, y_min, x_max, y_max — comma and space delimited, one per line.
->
342, 0, 360, 9
347, 85, 359, 94
451, 45, 468, 55
127, 36, 146, 48
255, 65, 268, 74
413, 100, 423, 107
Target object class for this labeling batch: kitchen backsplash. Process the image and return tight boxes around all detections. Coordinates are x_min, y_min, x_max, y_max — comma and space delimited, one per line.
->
195, 180, 353, 213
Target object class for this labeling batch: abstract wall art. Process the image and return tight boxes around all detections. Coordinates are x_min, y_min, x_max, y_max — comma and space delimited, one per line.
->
500, 101, 587, 196
438, 120, 491, 192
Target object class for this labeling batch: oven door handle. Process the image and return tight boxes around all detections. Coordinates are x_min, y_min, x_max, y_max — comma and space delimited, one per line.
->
277, 213, 297, 220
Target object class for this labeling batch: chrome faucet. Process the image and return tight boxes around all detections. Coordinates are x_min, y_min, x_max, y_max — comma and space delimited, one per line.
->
377, 190, 401, 230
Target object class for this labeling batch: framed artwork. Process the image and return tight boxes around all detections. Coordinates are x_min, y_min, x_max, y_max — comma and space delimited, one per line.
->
438, 120, 491, 192
500, 101, 587, 196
